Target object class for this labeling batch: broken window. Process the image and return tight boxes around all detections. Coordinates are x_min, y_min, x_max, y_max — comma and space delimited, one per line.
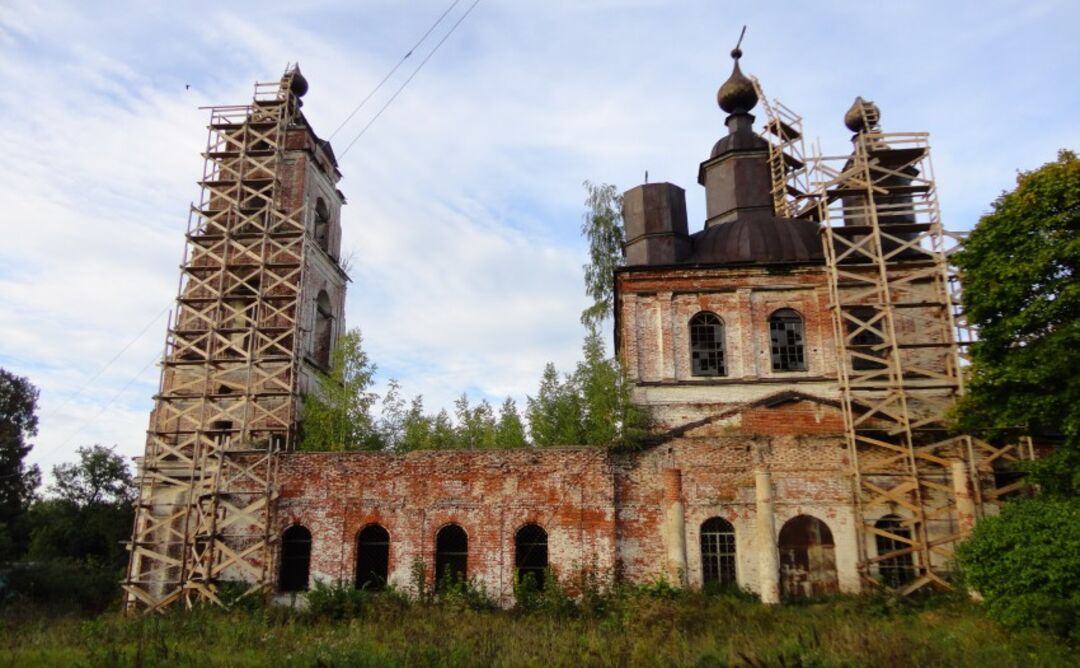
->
435, 524, 468, 589
874, 515, 916, 588
279, 525, 312, 592
515, 523, 548, 590
313, 290, 333, 368
314, 198, 331, 253
848, 307, 887, 371
355, 524, 390, 591
778, 515, 838, 598
700, 517, 737, 589
769, 309, 806, 372
690, 312, 726, 376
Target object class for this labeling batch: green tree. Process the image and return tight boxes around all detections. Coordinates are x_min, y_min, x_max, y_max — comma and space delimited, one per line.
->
580, 181, 625, 328
453, 394, 497, 449
399, 395, 433, 452
300, 328, 383, 451
430, 409, 456, 450
494, 397, 528, 448
956, 496, 1080, 639
378, 379, 406, 451
526, 363, 584, 447
952, 150, 1080, 496
0, 368, 42, 559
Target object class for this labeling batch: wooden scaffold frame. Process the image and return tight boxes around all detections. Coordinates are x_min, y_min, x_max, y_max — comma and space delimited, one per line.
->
124, 67, 309, 612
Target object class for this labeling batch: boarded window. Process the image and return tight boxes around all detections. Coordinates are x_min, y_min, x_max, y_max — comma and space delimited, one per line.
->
355, 524, 390, 591
874, 515, 916, 588
690, 312, 726, 376
515, 524, 548, 589
769, 309, 806, 371
700, 517, 737, 588
435, 524, 468, 589
314, 291, 333, 368
314, 198, 331, 252
279, 525, 312, 592
778, 515, 837, 598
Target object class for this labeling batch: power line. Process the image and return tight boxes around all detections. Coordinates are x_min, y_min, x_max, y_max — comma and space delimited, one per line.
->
339, 0, 482, 158
327, 0, 463, 140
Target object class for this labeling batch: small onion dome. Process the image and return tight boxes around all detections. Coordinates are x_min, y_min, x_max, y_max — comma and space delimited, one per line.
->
717, 47, 758, 114
844, 96, 881, 133
290, 67, 309, 98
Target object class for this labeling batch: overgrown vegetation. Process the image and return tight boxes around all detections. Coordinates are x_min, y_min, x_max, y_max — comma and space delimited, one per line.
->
2, 588, 1075, 666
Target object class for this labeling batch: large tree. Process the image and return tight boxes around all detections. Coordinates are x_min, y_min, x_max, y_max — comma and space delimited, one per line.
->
580, 181, 624, 328
0, 368, 42, 559
952, 149, 1080, 496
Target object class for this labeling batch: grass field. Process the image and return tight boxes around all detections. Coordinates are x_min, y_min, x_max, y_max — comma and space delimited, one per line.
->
2, 587, 1075, 667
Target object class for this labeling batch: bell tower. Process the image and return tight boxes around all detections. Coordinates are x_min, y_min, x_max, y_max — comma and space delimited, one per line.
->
124, 66, 347, 611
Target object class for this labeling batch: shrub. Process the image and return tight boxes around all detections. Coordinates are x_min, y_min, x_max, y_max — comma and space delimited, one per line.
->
305, 580, 369, 620
956, 496, 1080, 638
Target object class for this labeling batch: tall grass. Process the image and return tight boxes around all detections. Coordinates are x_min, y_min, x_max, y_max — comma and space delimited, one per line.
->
1, 587, 1074, 667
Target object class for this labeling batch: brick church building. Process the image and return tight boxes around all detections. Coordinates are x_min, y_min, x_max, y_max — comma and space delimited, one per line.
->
126, 51, 996, 611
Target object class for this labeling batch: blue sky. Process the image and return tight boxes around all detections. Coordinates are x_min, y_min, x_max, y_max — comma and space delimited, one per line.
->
1, 0, 1078, 479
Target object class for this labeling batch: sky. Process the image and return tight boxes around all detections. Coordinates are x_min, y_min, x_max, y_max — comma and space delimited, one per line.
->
1, 0, 1078, 482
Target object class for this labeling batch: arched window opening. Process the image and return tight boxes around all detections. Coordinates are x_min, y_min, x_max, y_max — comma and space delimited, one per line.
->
313, 290, 333, 369
279, 525, 312, 592
314, 198, 331, 253
769, 309, 806, 372
778, 515, 838, 598
690, 312, 726, 376
700, 517, 737, 589
849, 307, 886, 371
874, 515, 916, 588
355, 524, 390, 591
435, 524, 468, 589
515, 524, 548, 590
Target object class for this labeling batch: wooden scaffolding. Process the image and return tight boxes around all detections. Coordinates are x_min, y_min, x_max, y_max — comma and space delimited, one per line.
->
124, 68, 309, 611
755, 93, 1032, 593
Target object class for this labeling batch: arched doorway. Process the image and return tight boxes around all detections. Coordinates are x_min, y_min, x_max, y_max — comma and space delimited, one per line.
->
778, 515, 838, 597
355, 524, 390, 591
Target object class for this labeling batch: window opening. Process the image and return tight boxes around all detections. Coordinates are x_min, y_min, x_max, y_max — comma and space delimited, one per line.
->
314, 198, 331, 252
769, 309, 806, 371
874, 515, 916, 588
435, 524, 468, 589
279, 525, 312, 592
355, 524, 390, 591
314, 290, 333, 368
515, 524, 548, 590
700, 517, 737, 588
690, 312, 726, 376
849, 307, 886, 371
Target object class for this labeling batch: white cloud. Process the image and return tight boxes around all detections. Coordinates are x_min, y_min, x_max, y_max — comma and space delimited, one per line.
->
1, 0, 1078, 480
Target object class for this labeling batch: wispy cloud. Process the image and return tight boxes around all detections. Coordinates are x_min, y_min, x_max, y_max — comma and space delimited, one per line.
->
1, 0, 1078, 478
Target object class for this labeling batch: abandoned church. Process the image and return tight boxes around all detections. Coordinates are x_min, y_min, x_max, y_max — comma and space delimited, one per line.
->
123, 51, 1034, 612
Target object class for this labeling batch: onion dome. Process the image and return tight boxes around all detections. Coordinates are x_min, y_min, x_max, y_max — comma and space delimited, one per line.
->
717, 47, 758, 114
290, 66, 309, 98
843, 96, 880, 133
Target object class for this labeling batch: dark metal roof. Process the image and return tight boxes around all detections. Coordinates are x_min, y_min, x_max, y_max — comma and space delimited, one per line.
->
686, 215, 823, 265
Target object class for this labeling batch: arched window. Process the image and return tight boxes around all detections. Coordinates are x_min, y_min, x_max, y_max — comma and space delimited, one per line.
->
279, 525, 312, 592
700, 517, 736, 588
314, 198, 331, 252
313, 290, 333, 368
848, 307, 886, 371
355, 524, 390, 591
435, 524, 468, 589
874, 515, 916, 588
769, 309, 806, 372
515, 524, 548, 589
690, 312, 726, 376
778, 515, 837, 597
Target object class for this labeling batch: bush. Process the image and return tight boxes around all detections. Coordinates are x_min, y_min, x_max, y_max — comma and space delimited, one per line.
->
1, 560, 122, 614
305, 580, 369, 620
956, 496, 1080, 639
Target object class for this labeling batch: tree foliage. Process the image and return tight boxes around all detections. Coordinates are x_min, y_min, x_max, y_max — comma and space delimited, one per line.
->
952, 150, 1080, 495
580, 181, 625, 328
0, 368, 42, 559
300, 328, 383, 451
956, 496, 1080, 639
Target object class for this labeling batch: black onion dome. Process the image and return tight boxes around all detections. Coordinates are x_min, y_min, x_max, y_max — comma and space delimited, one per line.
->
844, 96, 880, 133
290, 67, 309, 98
688, 216, 823, 265
717, 48, 758, 114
